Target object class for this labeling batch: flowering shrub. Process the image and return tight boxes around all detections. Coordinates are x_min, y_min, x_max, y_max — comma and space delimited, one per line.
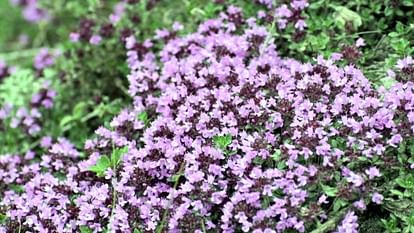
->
1, 4, 414, 232
2, 0, 414, 233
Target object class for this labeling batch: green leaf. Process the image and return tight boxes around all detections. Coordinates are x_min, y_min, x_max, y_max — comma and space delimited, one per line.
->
403, 0, 414, 6
213, 134, 232, 151
0, 213, 7, 225
277, 161, 287, 170
381, 77, 397, 89
321, 184, 338, 197
73, 102, 88, 119
272, 149, 282, 161
396, 175, 414, 189
60, 115, 74, 127
0, 69, 41, 106
134, 229, 142, 233
137, 111, 149, 124
333, 199, 347, 212
170, 173, 181, 183
390, 189, 404, 197
89, 155, 111, 177
10, 184, 24, 194
79, 226, 93, 233
111, 146, 128, 168
253, 157, 264, 165
333, 6, 362, 29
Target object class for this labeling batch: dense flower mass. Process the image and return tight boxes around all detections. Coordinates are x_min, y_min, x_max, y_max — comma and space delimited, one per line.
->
1, 1, 414, 233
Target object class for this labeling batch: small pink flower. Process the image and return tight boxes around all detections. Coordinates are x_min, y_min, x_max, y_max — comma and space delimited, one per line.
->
355, 38, 365, 47
372, 192, 384, 204
89, 35, 102, 45
69, 32, 80, 42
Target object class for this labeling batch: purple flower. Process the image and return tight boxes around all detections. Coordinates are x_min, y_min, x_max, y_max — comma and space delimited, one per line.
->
318, 194, 328, 204
365, 167, 380, 179
346, 172, 364, 187
355, 38, 365, 47
372, 192, 384, 204
89, 35, 102, 45
34, 48, 56, 71
397, 56, 413, 69
353, 199, 366, 210
69, 32, 80, 42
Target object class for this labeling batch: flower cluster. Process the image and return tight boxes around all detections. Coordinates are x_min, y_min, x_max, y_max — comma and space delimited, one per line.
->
10, 0, 49, 23
1, 5, 414, 233
30, 81, 56, 109
256, 0, 308, 31
33, 48, 58, 76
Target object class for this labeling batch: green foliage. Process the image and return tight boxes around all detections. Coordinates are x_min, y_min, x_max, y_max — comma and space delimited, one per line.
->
333, 6, 362, 29
0, 213, 7, 225
111, 146, 128, 168
79, 226, 93, 233
0, 69, 40, 106
271, 149, 282, 161
137, 111, 149, 125
321, 184, 338, 197
213, 134, 232, 151
0, 1, 37, 53
272, 0, 414, 84
360, 216, 385, 233
89, 146, 128, 177
89, 155, 111, 177
377, 138, 414, 231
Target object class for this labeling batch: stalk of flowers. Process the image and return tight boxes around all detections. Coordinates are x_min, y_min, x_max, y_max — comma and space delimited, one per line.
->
9, 0, 49, 23
2, 6, 414, 233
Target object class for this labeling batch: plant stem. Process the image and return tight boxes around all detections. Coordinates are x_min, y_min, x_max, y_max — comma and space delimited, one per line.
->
108, 164, 118, 232
310, 207, 349, 233
156, 162, 186, 233
18, 219, 22, 233
0, 48, 44, 62
201, 218, 207, 233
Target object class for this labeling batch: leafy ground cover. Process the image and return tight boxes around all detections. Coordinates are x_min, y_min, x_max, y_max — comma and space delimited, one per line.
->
1, 0, 414, 232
